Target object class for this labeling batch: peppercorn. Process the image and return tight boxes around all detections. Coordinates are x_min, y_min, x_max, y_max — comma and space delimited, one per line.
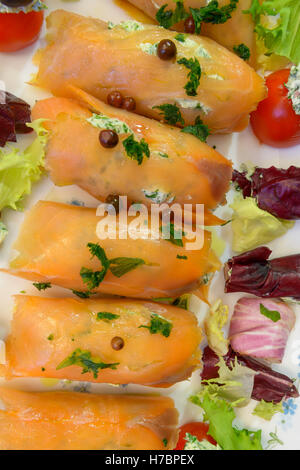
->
184, 16, 196, 34
107, 91, 124, 108
111, 336, 124, 351
157, 39, 177, 61
123, 97, 136, 112
99, 129, 119, 148
105, 194, 120, 213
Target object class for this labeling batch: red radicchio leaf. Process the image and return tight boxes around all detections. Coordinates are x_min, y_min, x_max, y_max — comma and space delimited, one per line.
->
224, 247, 300, 300
233, 166, 300, 220
0, 91, 32, 147
201, 345, 299, 403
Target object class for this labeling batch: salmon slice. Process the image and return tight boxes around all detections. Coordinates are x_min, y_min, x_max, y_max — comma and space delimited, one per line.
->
127, 1, 256, 65
32, 9, 266, 133
3, 201, 220, 299
2, 295, 201, 386
32, 93, 232, 216
0, 388, 178, 450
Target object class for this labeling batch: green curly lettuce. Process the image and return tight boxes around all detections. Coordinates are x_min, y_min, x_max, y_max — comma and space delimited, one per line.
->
0, 120, 48, 243
245, 0, 300, 64
190, 391, 263, 450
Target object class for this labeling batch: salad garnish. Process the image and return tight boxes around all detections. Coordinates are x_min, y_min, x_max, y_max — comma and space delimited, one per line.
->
177, 57, 201, 96
56, 348, 119, 379
139, 313, 173, 338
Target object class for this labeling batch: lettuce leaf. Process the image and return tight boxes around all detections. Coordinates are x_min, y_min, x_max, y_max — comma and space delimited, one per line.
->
197, 356, 256, 407
252, 400, 284, 421
190, 391, 263, 450
0, 120, 47, 245
204, 299, 229, 356
245, 0, 300, 64
0, 120, 47, 212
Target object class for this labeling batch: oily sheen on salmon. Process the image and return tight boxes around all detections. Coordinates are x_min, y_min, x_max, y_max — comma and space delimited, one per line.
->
3, 201, 220, 299
33, 10, 266, 133
1, 296, 201, 386
32, 92, 232, 216
0, 388, 178, 450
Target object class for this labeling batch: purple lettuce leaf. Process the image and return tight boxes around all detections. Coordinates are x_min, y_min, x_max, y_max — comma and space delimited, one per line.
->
202, 346, 299, 403
233, 166, 300, 220
0, 91, 32, 147
224, 247, 300, 300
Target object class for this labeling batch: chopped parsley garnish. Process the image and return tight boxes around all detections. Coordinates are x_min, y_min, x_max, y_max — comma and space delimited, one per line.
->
109, 257, 146, 278
162, 438, 168, 447
181, 116, 210, 142
96, 312, 120, 321
122, 135, 150, 165
156, 0, 189, 29
177, 57, 201, 96
72, 290, 92, 299
161, 222, 184, 247
156, 0, 238, 33
47, 334, 54, 341
173, 295, 189, 310
56, 348, 119, 379
153, 103, 185, 126
80, 243, 146, 292
33, 282, 52, 291
233, 43, 251, 60
177, 254, 188, 260
139, 314, 173, 338
159, 152, 169, 159
259, 304, 281, 323
190, 0, 239, 33
174, 33, 186, 43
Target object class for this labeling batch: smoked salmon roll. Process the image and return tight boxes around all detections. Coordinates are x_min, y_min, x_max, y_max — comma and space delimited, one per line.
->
4, 201, 220, 299
33, 10, 265, 133
32, 92, 232, 215
1, 296, 201, 386
0, 388, 178, 450
127, 0, 256, 63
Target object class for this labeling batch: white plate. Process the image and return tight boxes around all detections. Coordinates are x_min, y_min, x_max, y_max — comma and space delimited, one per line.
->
0, 0, 300, 450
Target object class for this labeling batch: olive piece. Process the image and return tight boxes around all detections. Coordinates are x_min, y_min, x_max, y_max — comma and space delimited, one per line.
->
105, 194, 120, 213
184, 16, 196, 34
157, 39, 177, 61
1, 0, 33, 6
111, 336, 124, 351
123, 97, 136, 112
107, 91, 124, 108
99, 129, 119, 148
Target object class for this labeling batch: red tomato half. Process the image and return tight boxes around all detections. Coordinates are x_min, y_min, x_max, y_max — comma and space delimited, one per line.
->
0, 11, 44, 52
174, 422, 216, 450
250, 69, 300, 148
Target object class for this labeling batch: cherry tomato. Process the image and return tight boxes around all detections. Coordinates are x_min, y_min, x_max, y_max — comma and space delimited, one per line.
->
174, 422, 216, 450
0, 10, 44, 52
250, 69, 300, 148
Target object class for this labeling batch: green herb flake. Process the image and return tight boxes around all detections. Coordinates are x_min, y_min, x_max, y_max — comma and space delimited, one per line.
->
175, 33, 186, 43
139, 314, 173, 338
177, 254, 188, 260
56, 348, 119, 379
156, 0, 189, 29
122, 135, 150, 165
153, 103, 185, 126
96, 312, 120, 321
80, 243, 146, 291
72, 290, 91, 299
172, 295, 189, 310
181, 116, 210, 142
177, 57, 201, 96
162, 438, 168, 447
47, 334, 54, 341
233, 43, 251, 60
33, 282, 52, 291
161, 222, 184, 247
190, 0, 239, 34
259, 303, 281, 323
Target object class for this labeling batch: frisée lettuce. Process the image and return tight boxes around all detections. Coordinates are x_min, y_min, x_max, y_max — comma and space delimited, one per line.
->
0, 120, 48, 243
